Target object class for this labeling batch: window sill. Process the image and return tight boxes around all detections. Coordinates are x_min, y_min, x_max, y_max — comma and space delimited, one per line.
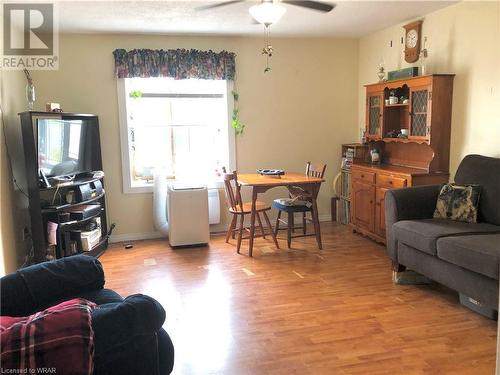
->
124, 179, 224, 194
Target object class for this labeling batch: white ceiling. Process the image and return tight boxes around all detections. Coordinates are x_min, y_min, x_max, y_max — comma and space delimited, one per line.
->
58, 1, 456, 37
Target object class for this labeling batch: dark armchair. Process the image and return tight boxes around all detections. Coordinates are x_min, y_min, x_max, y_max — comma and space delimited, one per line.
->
0, 255, 174, 374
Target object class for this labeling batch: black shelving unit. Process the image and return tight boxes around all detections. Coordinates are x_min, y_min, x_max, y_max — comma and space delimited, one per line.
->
8, 111, 108, 263
39, 173, 108, 260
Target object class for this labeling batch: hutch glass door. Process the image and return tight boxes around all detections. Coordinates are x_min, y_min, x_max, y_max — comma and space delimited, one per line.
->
366, 93, 382, 139
410, 87, 431, 140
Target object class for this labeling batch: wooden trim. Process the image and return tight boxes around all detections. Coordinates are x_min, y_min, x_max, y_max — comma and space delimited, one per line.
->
364, 74, 455, 89
351, 162, 441, 177
403, 20, 423, 31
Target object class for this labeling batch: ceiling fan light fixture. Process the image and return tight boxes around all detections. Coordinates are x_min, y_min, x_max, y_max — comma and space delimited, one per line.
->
249, 2, 286, 26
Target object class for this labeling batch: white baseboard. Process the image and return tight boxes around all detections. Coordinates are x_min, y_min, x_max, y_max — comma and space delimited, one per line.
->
109, 231, 164, 243
110, 215, 334, 243
318, 214, 332, 222
209, 223, 229, 233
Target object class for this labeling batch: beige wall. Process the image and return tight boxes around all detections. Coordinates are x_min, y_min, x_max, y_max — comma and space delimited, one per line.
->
358, 1, 500, 176
21, 34, 359, 238
0, 70, 27, 275
4, 1, 497, 252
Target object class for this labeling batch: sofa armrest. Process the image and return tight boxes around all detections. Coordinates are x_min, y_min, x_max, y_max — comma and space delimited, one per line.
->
385, 185, 441, 263
1, 255, 105, 316
92, 294, 168, 375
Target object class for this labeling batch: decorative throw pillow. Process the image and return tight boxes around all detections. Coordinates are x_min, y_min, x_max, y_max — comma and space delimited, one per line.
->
1, 298, 96, 375
433, 183, 481, 223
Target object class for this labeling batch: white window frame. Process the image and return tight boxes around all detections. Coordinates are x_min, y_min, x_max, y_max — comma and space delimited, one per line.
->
117, 78, 236, 194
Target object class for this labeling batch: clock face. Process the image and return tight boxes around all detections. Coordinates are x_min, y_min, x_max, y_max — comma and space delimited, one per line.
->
406, 29, 418, 48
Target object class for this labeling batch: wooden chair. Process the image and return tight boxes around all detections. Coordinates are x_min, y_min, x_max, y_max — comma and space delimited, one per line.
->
273, 162, 327, 248
222, 168, 279, 254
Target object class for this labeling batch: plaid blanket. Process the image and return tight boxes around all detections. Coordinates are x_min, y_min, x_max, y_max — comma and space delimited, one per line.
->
1, 298, 96, 375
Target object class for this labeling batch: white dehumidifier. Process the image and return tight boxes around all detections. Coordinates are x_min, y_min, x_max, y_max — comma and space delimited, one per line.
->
167, 183, 209, 247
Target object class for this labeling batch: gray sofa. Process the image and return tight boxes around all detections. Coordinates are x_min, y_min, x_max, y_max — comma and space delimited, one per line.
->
385, 154, 500, 310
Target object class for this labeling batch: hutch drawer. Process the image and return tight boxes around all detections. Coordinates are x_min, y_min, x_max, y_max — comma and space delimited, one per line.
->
352, 169, 376, 184
377, 174, 407, 188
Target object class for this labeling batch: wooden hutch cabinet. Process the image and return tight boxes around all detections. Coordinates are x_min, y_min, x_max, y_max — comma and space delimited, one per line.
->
351, 74, 455, 243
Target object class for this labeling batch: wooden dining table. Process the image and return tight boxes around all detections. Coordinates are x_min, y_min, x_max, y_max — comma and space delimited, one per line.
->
237, 173, 325, 257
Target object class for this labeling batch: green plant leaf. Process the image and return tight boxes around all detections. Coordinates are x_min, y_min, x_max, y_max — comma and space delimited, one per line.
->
231, 90, 244, 135
129, 90, 143, 98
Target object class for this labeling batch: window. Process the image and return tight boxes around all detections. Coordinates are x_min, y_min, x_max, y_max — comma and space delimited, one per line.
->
117, 78, 235, 193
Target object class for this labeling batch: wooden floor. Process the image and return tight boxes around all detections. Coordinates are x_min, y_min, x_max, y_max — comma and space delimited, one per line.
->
100, 222, 497, 375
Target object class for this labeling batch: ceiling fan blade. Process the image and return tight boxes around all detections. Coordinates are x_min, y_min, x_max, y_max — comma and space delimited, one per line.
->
195, 0, 246, 11
281, 0, 335, 12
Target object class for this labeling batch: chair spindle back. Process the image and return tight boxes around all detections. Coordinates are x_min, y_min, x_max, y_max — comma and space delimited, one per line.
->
222, 167, 243, 212
306, 162, 327, 179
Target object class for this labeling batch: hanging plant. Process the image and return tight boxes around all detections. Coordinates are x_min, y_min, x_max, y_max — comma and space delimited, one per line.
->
231, 90, 245, 135
261, 26, 273, 73
262, 44, 273, 73
129, 90, 142, 98
128, 90, 142, 121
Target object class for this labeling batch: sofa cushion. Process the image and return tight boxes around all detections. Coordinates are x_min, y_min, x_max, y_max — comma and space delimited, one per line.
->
454, 155, 500, 225
0, 255, 105, 317
437, 234, 500, 280
1, 298, 96, 375
393, 219, 500, 256
78, 288, 124, 305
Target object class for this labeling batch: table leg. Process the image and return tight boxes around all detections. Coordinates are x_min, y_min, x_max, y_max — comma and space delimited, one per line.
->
256, 213, 266, 239
311, 184, 322, 250
248, 188, 258, 257
263, 211, 279, 249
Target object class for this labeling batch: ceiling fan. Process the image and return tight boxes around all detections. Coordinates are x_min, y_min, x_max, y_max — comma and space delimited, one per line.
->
196, 0, 335, 26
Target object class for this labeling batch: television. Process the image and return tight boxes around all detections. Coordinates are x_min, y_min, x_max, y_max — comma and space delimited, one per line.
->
37, 118, 97, 178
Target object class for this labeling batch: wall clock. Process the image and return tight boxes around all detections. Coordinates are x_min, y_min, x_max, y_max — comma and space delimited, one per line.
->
403, 20, 423, 63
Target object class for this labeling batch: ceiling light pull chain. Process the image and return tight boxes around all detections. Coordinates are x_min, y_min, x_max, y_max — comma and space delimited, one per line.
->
262, 25, 273, 73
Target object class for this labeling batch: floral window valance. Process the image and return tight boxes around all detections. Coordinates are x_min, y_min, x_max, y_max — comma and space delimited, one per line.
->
113, 48, 236, 80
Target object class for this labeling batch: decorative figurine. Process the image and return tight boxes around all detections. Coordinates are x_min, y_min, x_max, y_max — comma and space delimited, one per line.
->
377, 61, 386, 82
420, 36, 428, 76
23, 69, 35, 110
370, 149, 381, 164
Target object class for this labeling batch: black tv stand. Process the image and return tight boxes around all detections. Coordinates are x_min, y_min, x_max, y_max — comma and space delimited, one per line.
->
39, 172, 108, 259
